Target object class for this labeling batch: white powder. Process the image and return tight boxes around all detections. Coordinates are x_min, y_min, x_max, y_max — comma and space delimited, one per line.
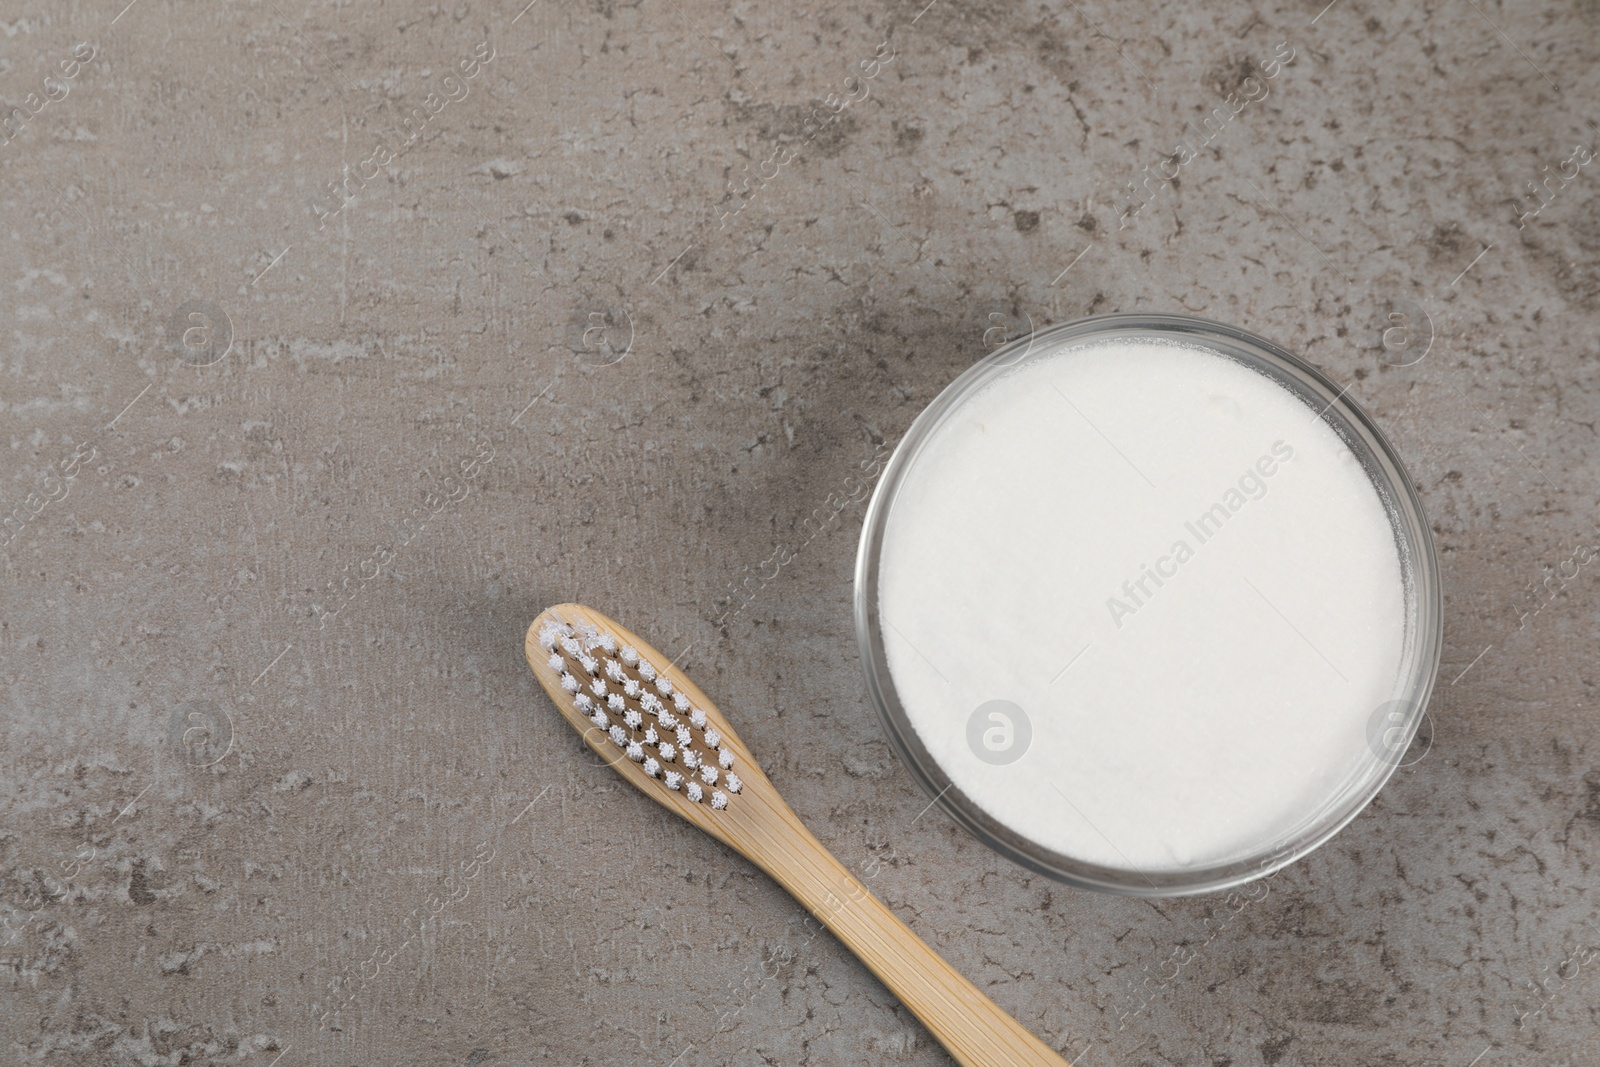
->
877, 338, 1408, 875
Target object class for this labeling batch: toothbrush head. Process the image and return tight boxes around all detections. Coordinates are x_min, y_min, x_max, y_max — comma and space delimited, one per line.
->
526, 605, 762, 834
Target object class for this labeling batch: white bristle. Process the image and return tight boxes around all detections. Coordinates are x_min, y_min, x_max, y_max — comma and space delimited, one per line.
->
548, 622, 746, 804
537, 623, 564, 650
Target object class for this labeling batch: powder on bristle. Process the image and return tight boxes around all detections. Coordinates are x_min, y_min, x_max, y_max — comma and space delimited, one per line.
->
543, 617, 743, 812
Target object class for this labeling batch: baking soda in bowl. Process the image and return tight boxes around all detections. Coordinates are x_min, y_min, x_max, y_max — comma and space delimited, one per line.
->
856, 316, 1441, 894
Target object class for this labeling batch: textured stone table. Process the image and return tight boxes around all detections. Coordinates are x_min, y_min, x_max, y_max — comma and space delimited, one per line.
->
1, 0, 1597, 1064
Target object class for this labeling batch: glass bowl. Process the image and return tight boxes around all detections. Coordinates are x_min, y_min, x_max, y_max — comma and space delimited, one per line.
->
853, 313, 1443, 896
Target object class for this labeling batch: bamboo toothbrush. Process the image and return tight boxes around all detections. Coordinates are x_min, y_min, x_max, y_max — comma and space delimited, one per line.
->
525, 603, 1075, 1067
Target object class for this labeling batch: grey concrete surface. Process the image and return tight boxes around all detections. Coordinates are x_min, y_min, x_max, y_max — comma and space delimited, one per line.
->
1, 0, 1598, 1065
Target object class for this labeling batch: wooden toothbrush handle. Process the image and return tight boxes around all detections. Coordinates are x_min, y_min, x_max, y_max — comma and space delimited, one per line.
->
751, 824, 1075, 1067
